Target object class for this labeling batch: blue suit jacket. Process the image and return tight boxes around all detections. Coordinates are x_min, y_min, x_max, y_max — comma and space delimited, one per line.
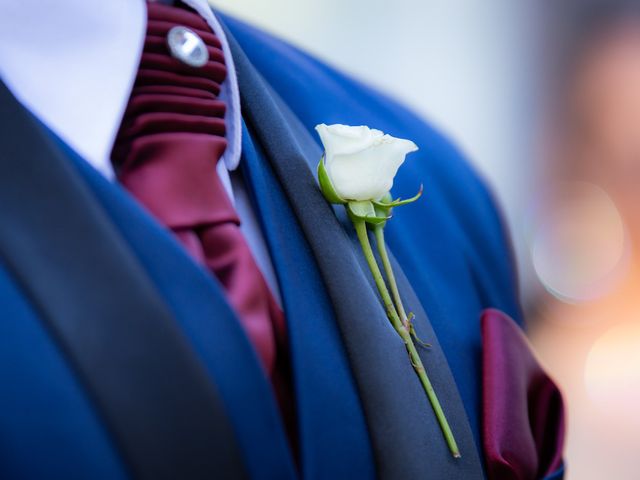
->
0, 13, 562, 480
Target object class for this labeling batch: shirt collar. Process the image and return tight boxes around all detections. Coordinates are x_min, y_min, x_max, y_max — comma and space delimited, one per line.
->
0, 0, 241, 179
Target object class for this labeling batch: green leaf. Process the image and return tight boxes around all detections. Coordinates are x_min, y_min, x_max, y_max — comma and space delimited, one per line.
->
317, 157, 346, 204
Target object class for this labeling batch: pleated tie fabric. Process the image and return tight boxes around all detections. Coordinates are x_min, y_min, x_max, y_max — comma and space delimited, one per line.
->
110, 1, 294, 434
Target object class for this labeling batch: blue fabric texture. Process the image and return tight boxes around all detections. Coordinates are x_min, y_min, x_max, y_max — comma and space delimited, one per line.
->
0, 262, 128, 480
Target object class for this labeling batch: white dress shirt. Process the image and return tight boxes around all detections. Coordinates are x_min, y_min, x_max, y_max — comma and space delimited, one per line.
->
0, 0, 282, 303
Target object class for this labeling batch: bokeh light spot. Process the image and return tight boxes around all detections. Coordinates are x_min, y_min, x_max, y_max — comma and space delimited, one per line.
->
531, 181, 627, 303
585, 323, 640, 427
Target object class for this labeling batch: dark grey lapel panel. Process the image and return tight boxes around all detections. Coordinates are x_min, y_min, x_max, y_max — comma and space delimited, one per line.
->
0, 82, 247, 480
226, 31, 485, 479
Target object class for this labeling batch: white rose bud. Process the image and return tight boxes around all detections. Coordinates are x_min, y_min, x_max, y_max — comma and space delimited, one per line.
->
315, 124, 418, 201
312, 123, 457, 458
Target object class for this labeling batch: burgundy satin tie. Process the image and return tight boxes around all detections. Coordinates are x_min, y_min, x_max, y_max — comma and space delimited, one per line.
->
111, 2, 294, 433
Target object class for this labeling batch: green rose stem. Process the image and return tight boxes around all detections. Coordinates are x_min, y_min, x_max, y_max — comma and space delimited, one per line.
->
372, 225, 408, 324
373, 225, 431, 348
352, 218, 461, 459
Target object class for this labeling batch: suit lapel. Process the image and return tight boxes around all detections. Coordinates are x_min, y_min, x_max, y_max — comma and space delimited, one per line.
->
0, 81, 248, 479
239, 121, 376, 478
226, 28, 485, 479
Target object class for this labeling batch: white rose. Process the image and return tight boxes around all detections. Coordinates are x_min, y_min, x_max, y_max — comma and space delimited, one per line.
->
315, 124, 418, 201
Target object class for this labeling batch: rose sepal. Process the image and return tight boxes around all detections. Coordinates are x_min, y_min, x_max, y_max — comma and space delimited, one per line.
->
372, 185, 423, 209
370, 193, 392, 228
317, 156, 347, 204
347, 200, 390, 226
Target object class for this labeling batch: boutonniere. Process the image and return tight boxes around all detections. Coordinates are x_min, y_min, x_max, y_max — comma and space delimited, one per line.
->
315, 123, 460, 458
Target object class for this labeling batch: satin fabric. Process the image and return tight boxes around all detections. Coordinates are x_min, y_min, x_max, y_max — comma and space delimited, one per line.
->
481, 309, 565, 480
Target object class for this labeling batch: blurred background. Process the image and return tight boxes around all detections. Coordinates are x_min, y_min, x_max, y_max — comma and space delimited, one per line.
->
212, 0, 640, 478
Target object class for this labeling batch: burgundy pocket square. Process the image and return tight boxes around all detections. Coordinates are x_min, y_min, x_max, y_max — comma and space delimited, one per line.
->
481, 308, 565, 480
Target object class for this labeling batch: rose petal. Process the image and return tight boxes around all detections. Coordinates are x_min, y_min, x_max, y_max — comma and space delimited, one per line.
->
315, 124, 418, 201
